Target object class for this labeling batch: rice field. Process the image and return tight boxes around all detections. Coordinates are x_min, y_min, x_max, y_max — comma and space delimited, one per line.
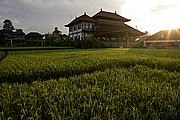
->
0, 51, 5, 60
0, 48, 180, 119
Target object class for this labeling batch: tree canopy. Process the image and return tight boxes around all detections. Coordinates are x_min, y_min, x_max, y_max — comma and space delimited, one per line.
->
3, 19, 15, 31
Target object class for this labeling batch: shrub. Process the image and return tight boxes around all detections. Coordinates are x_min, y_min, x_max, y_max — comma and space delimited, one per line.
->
81, 36, 103, 49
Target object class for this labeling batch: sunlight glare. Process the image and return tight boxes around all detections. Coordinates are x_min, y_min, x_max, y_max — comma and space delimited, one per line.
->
122, 0, 180, 34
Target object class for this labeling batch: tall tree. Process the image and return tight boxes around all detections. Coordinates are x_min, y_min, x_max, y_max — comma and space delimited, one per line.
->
144, 31, 149, 36
3, 19, 14, 31
52, 27, 62, 36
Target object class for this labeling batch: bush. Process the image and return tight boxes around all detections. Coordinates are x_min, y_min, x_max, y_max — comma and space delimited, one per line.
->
45, 33, 73, 47
79, 36, 103, 49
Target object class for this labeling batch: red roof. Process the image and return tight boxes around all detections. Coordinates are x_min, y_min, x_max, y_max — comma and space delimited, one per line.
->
65, 13, 97, 27
146, 29, 180, 40
93, 10, 130, 22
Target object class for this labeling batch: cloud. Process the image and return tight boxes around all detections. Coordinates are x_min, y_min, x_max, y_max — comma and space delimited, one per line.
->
121, 0, 180, 34
1, 0, 180, 35
151, 3, 177, 13
0, 0, 126, 34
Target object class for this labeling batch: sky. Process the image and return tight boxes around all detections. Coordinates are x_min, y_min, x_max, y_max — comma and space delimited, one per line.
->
0, 0, 180, 35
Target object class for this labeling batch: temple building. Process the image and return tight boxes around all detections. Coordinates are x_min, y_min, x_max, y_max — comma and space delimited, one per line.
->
65, 9, 144, 47
145, 29, 180, 48
0, 29, 25, 46
25, 32, 44, 46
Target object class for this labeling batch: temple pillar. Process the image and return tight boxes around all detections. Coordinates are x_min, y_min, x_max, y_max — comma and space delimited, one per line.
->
125, 32, 129, 48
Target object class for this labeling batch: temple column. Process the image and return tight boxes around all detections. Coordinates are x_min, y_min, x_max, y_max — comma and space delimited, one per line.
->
125, 32, 129, 48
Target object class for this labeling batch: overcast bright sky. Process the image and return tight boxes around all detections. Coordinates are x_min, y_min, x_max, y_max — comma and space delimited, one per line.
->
0, 0, 180, 35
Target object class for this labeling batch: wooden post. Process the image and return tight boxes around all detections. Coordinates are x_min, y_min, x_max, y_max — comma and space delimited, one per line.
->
175, 40, 177, 48
125, 32, 129, 48
10, 39, 13, 47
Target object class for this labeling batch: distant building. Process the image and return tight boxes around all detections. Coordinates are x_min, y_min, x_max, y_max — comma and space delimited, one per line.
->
12, 29, 25, 46
0, 19, 26, 46
145, 29, 180, 48
25, 32, 44, 46
65, 9, 144, 47
0, 29, 13, 46
0, 29, 25, 46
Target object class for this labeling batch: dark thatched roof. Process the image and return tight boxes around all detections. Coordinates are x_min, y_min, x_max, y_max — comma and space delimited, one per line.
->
92, 10, 130, 22
13, 29, 25, 36
26, 32, 42, 37
65, 10, 144, 36
96, 21, 144, 36
65, 13, 97, 27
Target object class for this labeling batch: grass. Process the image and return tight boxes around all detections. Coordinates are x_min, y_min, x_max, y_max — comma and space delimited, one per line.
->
0, 51, 5, 60
0, 48, 180, 119
0, 46, 74, 51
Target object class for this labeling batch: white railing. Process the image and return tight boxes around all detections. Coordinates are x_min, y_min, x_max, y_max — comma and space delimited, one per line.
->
145, 40, 180, 43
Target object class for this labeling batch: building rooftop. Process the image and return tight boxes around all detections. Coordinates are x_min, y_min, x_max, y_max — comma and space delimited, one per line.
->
65, 10, 144, 37
13, 29, 25, 35
65, 13, 97, 27
96, 21, 144, 36
92, 10, 130, 22
146, 29, 180, 40
26, 32, 42, 37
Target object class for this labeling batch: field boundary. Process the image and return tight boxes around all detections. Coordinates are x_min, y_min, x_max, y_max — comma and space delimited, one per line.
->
0, 47, 75, 51
0, 47, 75, 62
0, 50, 8, 62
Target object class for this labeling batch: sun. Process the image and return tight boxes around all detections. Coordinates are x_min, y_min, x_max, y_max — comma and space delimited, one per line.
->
121, 0, 180, 34
141, 4, 180, 34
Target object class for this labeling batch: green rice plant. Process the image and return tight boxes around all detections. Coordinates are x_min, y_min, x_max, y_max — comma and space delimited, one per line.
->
0, 48, 178, 119
0, 65, 180, 119
0, 51, 6, 61
0, 51, 5, 57
0, 49, 180, 83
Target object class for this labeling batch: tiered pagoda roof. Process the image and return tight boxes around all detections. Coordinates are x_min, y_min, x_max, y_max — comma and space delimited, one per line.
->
96, 20, 143, 36
92, 10, 130, 22
65, 13, 97, 27
65, 10, 144, 36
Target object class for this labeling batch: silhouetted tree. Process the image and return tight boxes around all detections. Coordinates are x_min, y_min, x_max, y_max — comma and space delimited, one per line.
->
3, 19, 14, 31
144, 31, 149, 36
52, 27, 62, 36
